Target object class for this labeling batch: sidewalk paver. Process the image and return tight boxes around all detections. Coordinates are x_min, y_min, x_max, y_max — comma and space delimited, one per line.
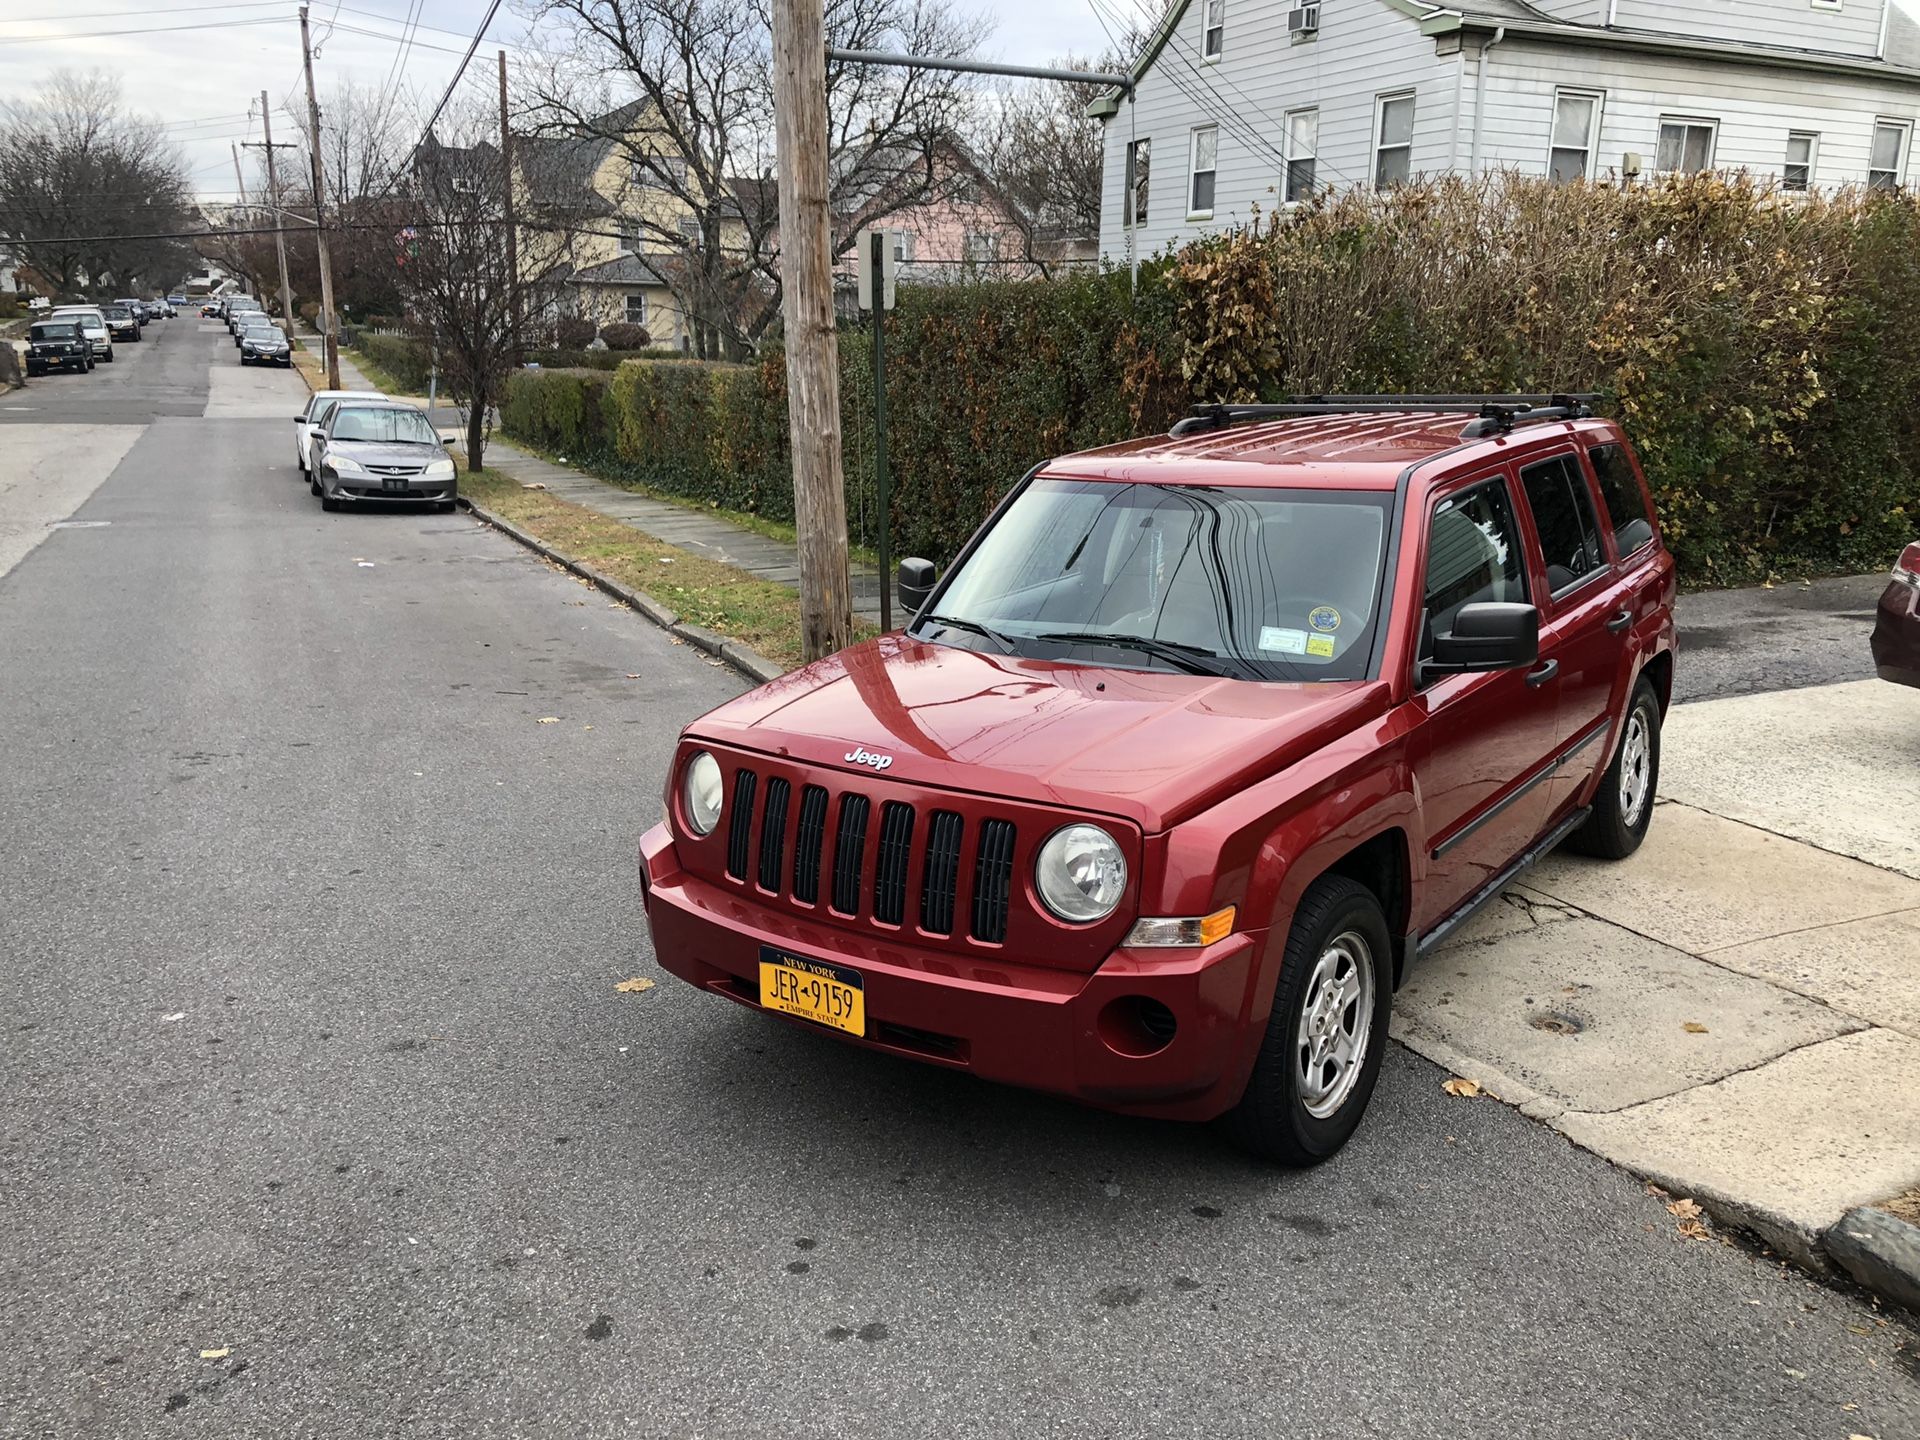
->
1554, 1027, 1920, 1266
1395, 917, 1862, 1115
1706, 908, 1920, 1040
304, 328, 885, 626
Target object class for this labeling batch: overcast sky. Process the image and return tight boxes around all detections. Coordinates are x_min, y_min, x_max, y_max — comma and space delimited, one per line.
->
0, 0, 1126, 202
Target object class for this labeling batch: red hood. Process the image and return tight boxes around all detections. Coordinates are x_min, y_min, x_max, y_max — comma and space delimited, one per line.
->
686, 636, 1390, 832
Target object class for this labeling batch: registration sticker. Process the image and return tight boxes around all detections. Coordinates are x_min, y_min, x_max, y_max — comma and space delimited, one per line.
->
1259, 626, 1308, 655
1306, 635, 1337, 658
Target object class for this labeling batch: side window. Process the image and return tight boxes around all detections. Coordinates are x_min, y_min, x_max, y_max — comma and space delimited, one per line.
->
1586, 444, 1655, 558
1423, 480, 1529, 650
1520, 455, 1606, 594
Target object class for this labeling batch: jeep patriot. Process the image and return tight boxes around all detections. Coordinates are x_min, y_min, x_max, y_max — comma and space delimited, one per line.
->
639, 396, 1676, 1164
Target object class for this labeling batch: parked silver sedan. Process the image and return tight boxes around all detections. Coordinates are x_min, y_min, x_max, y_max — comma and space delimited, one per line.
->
309, 400, 458, 513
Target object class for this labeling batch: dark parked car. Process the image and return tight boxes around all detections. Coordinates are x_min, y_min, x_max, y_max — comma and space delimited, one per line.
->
102, 305, 141, 343
25, 320, 94, 376
309, 400, 458, 512
640, 395, 1677, 1165
1871, 541, 1920, 689
239, 322, 291, 366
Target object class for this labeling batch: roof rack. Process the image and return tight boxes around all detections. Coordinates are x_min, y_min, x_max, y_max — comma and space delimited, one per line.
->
1168, 394, 1600, 441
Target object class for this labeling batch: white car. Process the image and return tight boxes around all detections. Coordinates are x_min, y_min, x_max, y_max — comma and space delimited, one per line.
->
294, 389, 386, 477
49, 305, 112, 363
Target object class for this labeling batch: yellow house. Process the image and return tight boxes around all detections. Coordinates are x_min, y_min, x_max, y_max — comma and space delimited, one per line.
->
511, 102, 720, 350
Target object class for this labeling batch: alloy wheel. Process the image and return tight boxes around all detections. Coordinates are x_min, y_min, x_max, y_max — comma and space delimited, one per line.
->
1294, 930, 1376, 1120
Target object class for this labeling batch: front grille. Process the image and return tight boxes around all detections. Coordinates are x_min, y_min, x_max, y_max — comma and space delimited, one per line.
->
367, 463, 425, 477
725, 769, 757, 879
971, 820, 1017, 943
721, 763, 1014, 943
830, 795, 871, 914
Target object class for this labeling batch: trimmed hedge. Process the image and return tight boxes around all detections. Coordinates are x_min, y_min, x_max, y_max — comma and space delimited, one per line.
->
353, 331, 433, 391
501, 173, 1920, 583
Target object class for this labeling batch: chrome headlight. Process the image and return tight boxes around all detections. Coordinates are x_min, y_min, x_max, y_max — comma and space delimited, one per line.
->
426, 458, 456, 480
682, 750, 724, 836
1035, 823, 1127, 923
329, 454, 368, 477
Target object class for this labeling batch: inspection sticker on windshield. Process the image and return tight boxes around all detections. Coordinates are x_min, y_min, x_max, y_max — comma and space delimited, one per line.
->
1309, 606, 1342, 633
1258, 626, 1309, 655
1307, 635, 1337, 658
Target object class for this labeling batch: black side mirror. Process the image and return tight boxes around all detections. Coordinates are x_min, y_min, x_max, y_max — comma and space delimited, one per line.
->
1426, 602, 1539, 678
294, 413, 310, 422
898, 558, 936, 617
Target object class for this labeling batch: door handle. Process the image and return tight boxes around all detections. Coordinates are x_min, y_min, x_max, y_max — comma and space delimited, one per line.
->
1605, 609, 1633, 634
1526, 659, 1560, 687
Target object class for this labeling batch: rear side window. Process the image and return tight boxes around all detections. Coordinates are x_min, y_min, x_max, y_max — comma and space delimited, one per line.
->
1587, 443, 1655, 557
1424, 480, 1529, 644
1520, 455, 1606, 594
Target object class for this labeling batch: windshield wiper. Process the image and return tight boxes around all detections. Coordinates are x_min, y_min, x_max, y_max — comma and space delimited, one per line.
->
921, 613, 1016, 654
1030, 631, 1238, 678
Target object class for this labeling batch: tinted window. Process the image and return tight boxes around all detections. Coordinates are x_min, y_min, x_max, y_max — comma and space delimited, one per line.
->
31, 324, 79, 342
1587, 444, 1655, 557
1520, 455, 1606, 593
1424, 481, 1528, 645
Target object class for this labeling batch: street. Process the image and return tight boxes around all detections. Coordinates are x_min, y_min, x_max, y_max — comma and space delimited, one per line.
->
2, 318, 1916, 1438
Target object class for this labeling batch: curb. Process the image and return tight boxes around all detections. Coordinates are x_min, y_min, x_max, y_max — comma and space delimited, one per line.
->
1824, 1207, 1920, 1314
458, 495, 789, 686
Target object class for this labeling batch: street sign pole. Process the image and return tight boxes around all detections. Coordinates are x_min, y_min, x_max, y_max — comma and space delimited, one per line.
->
871, 230, 891, 632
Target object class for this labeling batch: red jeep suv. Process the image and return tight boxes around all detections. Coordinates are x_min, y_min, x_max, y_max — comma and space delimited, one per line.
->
639, 396, 1676, 1164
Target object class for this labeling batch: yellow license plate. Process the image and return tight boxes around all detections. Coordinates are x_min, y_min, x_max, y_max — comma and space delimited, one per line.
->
758, 947, 865, 1036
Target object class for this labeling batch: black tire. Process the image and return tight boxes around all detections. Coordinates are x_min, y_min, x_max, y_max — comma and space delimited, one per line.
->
102, 349, 113, 363
1566, 678, 1661, 860
1224, 874, 1394, 1166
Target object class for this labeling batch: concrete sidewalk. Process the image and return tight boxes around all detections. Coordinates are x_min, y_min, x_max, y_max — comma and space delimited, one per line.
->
303, 334, 886, 625
1394, 677, 1920, 1286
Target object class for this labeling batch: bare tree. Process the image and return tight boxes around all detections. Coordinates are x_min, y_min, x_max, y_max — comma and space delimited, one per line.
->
0, 70, 195, 297
519, 0, 986, 354
400, 113, 578, 471
971, 55, 1111, 273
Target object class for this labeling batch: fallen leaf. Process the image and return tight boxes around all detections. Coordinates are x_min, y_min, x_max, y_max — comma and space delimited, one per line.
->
1441, 1077, 1480, 1098
522, 481, 547, 491
1682, 1021, 1709, 1034
1848, 1324, 1873, 1336
614, 977, 655, 994
536, 716, 559, 724
1677, 1219, 1710, 1240
161, 1012, 186, 1023
624, 673, 641, 679
1668, 1198, 1704, 1220
199, 1348, 229, 1360
1841, 1402, 1859, 1411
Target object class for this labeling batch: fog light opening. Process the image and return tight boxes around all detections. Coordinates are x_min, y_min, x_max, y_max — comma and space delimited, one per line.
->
1098, 995, 1178, 1058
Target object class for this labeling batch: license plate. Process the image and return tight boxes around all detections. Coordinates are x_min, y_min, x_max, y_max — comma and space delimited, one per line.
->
383, 477, 409, 492
758, 946, 865, 1036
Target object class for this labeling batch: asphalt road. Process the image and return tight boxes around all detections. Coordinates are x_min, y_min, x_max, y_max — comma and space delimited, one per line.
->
2, 321, 1916, 1439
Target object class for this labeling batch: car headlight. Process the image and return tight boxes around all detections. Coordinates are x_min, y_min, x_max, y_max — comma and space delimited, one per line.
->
682, 750, 724, 836
329, 454, 368, 477
1035, 823, 1127, 923
426, 458, 455, 480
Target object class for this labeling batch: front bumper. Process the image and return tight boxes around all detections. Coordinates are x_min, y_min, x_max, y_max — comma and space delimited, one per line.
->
1872, 578, 1920, 688
638, 822, 1266, 1122
325, 470, 455, 503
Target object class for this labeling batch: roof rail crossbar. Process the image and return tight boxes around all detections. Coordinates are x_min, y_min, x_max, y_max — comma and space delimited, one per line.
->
1168, 394, 1599, 439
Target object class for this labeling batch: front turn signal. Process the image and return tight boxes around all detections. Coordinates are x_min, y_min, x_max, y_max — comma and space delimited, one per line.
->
1123, 905, 1237, 949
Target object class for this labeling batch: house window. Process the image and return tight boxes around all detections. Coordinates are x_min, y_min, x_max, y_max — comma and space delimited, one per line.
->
1550, 89, 1603, 183
1202, 0, 1224, 60
1373, 93, 1415, 188
679, 215, 702, 244
1656, 117, 1717, 174
1285, 108, 1318, 202
963, 231, 998, 264
618, 224, 640, 252
1125, 137, 1151, 226
1784, 131, 1818, 191
634, 154, 688, 188
625, 293, 647, 326
893, 232, 915, 264
1870, 119, 1910, 190
1188, 124, 1218, 216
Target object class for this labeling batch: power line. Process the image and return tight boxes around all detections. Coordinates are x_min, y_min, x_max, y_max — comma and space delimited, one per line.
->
0, 0, 283, 22
2, 14, 289, 42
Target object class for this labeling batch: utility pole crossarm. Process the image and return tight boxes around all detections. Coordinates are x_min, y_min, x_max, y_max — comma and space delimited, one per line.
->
824, 49, 1132, 92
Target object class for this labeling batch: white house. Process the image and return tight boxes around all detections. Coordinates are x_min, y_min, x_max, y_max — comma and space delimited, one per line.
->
1091, 0, 1920, 262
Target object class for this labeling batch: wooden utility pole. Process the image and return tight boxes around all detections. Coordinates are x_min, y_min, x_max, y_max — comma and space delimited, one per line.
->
498, 50, 519, 335
230, 144, 250, 210
299, 3, 341, 388
771, 0, 852, 660
258, 91, 296, 328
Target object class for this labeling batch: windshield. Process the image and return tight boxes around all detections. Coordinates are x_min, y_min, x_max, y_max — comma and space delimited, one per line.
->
32, 324, 80, 342
104, 307, 131, 320
330, 407, 439, 445
921, 479, 1393, 682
